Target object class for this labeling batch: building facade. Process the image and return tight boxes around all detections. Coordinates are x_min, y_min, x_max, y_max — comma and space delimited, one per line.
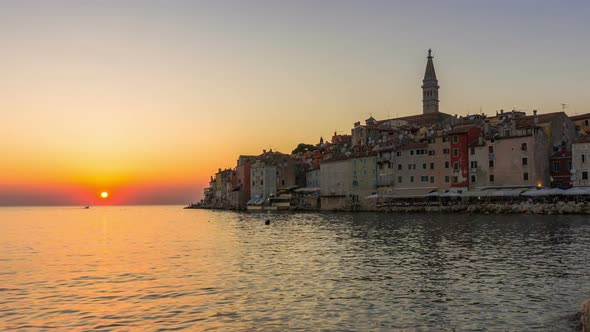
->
572, 135, 590, 187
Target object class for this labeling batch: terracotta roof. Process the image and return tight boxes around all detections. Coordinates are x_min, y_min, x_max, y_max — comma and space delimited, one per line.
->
448, 124, 478, 134
575, 135, 590, 144
570, 113, 590, 121
515, 112, 565, 128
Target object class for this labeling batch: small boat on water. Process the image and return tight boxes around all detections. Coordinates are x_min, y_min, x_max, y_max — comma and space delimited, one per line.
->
83, 206, 90, 209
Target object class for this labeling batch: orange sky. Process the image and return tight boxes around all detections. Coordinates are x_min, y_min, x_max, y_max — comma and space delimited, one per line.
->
1, 2, 589, 205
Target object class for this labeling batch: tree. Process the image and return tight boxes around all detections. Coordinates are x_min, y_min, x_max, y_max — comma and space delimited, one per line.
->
291, 143, 317, 155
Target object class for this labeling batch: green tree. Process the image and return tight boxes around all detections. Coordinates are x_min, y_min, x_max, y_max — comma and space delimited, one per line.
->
291, 143, 317, 155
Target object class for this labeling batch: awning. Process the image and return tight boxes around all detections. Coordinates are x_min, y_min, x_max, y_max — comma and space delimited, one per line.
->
246, 194, 264, 205
294, 187, 320, 193
462, 190, 491, 198
522, 188, 565, 196
440, 191, 461, 197
272, 194, 292, 200
487, 188, 529, 197
563, 187, 590, 196
374, 188, 437, 198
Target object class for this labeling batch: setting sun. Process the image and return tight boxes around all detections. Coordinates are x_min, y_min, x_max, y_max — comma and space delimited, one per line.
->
100, 191, 109, 199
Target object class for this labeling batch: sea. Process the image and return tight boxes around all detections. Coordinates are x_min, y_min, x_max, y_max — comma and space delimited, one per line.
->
1, 206, 589, 331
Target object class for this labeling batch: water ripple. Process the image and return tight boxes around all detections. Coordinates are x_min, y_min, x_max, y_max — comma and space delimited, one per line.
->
1, 207, 589, 330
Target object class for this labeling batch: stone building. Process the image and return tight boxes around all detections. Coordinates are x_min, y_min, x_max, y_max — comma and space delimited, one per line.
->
572, 135, 590, 187
250, 150, 298, 201
549, 149, 572, 189
320, 152, 377, 211
570, 113, 590, 135
449, 125, 482, 190
468, 129, 550, 189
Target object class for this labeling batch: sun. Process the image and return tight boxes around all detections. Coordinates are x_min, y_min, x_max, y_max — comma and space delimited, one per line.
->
100, 191, 109, 199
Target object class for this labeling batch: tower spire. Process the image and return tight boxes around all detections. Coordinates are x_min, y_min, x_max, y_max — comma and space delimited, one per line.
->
422, 49, 439, 114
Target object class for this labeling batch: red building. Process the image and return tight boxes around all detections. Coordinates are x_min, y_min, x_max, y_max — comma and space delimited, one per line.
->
234, 155, 257, 196
449, 125, 482, 189
550, 149, 572, 189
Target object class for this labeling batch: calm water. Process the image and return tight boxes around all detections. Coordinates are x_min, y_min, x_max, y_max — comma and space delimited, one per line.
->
1, 206, 589, 331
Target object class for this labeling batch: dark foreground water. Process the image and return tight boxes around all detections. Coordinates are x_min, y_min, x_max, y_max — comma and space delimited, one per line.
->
1, 206, 589, 331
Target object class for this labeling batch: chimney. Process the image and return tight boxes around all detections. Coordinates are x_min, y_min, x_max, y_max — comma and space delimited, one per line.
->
484, 120, 490, 134
533, 110, 538, 125
500, 109, 504, 114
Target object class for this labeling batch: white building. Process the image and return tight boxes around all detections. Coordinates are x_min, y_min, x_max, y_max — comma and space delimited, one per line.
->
572, 135, 590, 187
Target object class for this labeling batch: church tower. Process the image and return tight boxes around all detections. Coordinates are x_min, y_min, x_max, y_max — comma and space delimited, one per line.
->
422, 49, 439, 114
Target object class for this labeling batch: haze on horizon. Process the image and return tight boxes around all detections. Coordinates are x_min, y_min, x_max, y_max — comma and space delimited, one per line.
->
1, 0, 589, 206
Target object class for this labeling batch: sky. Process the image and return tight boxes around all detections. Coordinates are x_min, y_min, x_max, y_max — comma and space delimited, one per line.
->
1, 0, 589, 205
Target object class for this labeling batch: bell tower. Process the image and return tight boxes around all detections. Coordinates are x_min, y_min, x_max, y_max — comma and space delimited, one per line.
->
422, 49, 439, 114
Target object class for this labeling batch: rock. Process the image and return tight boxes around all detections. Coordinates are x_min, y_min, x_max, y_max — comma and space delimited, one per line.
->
562, 205, 575, 214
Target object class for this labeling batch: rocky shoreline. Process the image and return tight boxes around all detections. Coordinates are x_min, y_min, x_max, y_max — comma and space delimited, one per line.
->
372, 201, 590, 215
189, 200, 590, 215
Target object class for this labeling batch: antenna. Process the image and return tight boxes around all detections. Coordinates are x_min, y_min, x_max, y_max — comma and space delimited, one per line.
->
561, 103, 568, 112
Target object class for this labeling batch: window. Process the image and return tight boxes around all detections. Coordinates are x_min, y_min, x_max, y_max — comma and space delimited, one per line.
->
453, 162, 459, 170
421, 176, 428, 182
398, 176, 402, 183
410, 176, 414, 183
422, 163, 427, 169
260, 180, 263, 185
568, 161, 572, 171
410, 150, 415, 155
353, 180, 358, 187
523, 172, 529, 181
471, 175, 476, 183
489, 160, 494, 168
470, 147, 475, 155
489, 174, 495, 182
583, 154, 587, 163
398, 164, 402, 170
445, 161, 450, 168
408, 164, 416, 170
453, 176, 459, 183
586, 120, 589, 126
430, 176, 435, 183
443, 148, 450, 154
396, 151, 402, 157
252, 180, 255, 186
281, 180, 285, 186
430, 162, 435, 170
504, 129, 511, 136
379, 163, 383, 170
453, 148, 459, 156
453, 135, 458, 143
442, 136, 449, 142
522, 158, 528, 166
488, 146, 494, 153
552, 162, 560, 172
445, 176, 450, 183
428, 150, 435, 155
583, 171, 589, 180
470, 161, 478, 168
521, 143, 527, 151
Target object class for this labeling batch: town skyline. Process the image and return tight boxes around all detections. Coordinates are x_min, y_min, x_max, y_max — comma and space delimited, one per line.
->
1, 1, 590, 205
